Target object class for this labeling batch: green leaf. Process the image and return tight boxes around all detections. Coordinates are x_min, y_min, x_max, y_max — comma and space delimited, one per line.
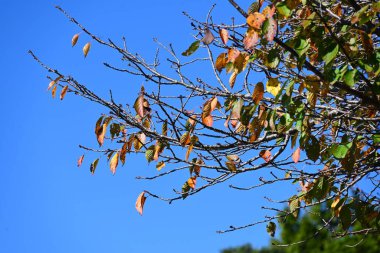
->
289, 197, 300, 218
276, 2, 292, 17
343, 69, 357, 87
322, 42, 339, 65
305, 135, 320, 162
293, 38, 310, 57
266, 222, 276, 237
145, 145, 155, 163
330, 142, 352, 159
181, 181, 191, 199
373, 134, 380, 144
340, 205, 351, 230
181, 41, 200, 56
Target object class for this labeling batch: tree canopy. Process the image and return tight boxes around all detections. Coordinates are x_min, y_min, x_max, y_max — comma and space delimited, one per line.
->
31, 0, 380, 243
222, 203, 380, 253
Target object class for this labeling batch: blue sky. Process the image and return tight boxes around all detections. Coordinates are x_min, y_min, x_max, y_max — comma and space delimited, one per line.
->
0, 1, 295, 252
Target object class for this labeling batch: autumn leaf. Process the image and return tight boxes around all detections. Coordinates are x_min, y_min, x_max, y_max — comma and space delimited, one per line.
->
263, 17, 277, 42
77, 154, 85, 167
47, 76, 62, 90
134, 94, 144, 118
120, 142, 128, 165
90, 158, 99, 175
252, 82, 264, 104
202, 29, 214, 45
266, 78, 281, 96
51, 85, 57, 98
246, 12, 265, 29
156, 161, 165, 171
292, 147, 301, 163
60, 85, 68, 100
219, 28, 229, 45
229, 70, 238, 88
83, 42, 91, 57
243, 30, 259, 50
215, 53, 227, 72
110, 152, 119, 175
187, 176, 197, 189
262, 5, 276, 18
71, 33, 79, 47
135, 191, 147, 215
260, 150, 271, 162
97, 124, 106, 146
227, 48, 240, 63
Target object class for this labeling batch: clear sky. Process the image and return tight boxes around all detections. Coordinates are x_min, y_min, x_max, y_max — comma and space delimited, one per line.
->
0, 1, 296, 252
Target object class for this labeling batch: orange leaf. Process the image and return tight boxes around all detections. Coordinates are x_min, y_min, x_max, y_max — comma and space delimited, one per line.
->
71, 33, 79, 47
83, 42, 91, 57
262, 5, 276, 18
215, 53, 227, 72
120, 142, 128, 165
292, 147, 301, 163
227, 48, 240, 63
77, 154, 85, 167
202, 115, 213, 127
60, 85, 68, 100
252, 82, 264, 104
97, 124, 106, 146
187, 176, 197, 189
110, 152, 119, 175
229, 70, 238, 88
219, 28, 229, 45
246, 12, 265, 29
51, 85, 57, 98
135, 191, 147, 216
260, 150, 272, 162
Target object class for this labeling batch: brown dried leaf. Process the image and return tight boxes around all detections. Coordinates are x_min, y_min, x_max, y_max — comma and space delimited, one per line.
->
71, 33, 79, 47
51, 85, 57, 98
83, 42, 91, 58
215, 53, 227, 73
60, 85, 69, 100
120, 142, 128, 165
219, 28, 229, 45
135, 191, 147, 216
252, 82, 264, 104
202, 29, 214, 45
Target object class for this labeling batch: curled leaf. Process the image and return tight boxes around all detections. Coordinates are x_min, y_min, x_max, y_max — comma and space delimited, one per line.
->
110, 152, 119, 175
219, 28, 229, 45
90, 158, 99, 175
135, 191, 147, 215
77, 154, 85, 167
259, 150, 271, 162
60, 85, 68, 100
187, 176, 197, 189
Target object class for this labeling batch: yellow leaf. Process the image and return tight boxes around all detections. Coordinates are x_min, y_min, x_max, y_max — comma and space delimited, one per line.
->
215, 53, 227, 73
110, 152, 119, 175
60, 85, 69, 100
72, 33, 79, 47
266, 78, 281, 96
252, 82, 264, 104
135, 191, 147, 215
83, 42, 91, 58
